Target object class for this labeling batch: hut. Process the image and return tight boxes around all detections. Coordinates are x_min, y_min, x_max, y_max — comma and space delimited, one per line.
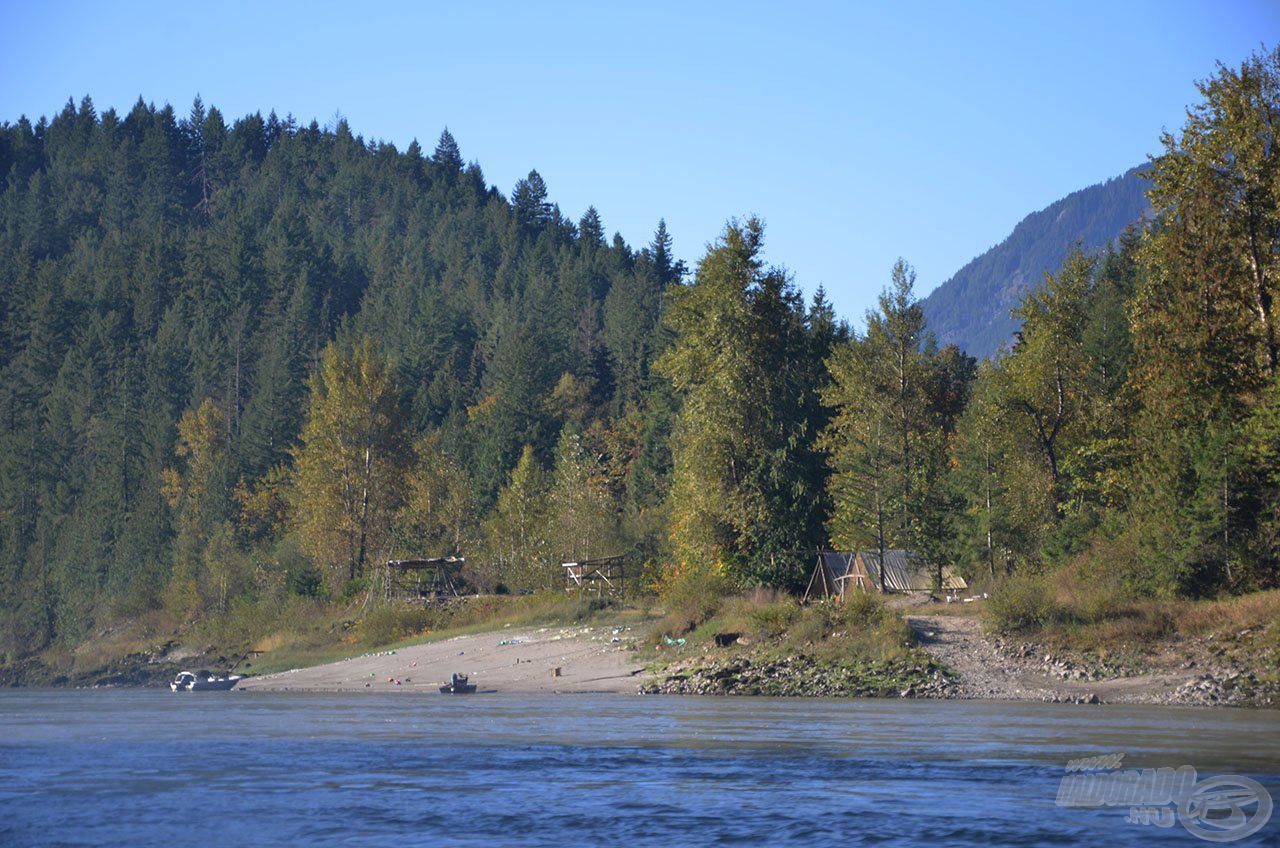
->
858, 549, 969, 597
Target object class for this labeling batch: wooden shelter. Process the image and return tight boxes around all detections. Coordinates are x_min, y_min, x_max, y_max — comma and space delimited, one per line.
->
803, 550, 859, 601
803, 549, 968, 600
562, 556, 626, 599
384, 557, 465, 602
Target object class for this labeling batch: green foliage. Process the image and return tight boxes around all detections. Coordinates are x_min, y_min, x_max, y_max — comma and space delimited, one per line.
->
841, 590, 886, 629
479, 445, 552, 592
658, 218, 836, 588
655, 562, 734, 637
398, 430, 477, 559
548, 429, 619, 564
1126, 46, 1280, 595
985, 572, 1057, 634
747, 596, 799, 640
356, 602, 434, 647
291, 338, 407, 591
821, 260, 971, 585
2, 53, 1278, 661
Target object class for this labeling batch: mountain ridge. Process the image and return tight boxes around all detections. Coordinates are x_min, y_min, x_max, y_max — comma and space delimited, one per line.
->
920, 166, 1152, 359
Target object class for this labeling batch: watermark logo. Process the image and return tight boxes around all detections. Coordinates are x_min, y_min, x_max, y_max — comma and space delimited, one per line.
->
1056, 753, 1273, 842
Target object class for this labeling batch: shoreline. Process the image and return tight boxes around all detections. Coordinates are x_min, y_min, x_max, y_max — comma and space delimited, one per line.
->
5, 612, 1274, 708
237, 623, 649, 695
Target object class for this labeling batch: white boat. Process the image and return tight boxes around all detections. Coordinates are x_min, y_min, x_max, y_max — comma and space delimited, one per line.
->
171, 670, 242, 691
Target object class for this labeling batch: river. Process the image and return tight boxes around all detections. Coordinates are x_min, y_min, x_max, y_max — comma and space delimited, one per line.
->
1, 691, 1276, 846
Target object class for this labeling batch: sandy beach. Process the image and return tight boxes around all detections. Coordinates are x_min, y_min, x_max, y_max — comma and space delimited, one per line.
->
238, 624, 650, 694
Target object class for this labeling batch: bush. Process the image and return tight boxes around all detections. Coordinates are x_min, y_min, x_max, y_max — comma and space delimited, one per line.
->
841, 591, 886, 629
357, 603, 432, 647
339, 577, 371, 603
748, 597, 798, 640
287, 565, 326, 599
985, 573, 1057, 634
657, 564, 733, 636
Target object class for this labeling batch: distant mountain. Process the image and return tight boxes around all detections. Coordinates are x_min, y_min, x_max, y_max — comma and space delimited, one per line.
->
920, 166, 1151, 359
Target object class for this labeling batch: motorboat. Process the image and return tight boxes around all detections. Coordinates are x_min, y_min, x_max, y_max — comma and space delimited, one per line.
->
439, 673, 476, 694
171, 670, 242, 691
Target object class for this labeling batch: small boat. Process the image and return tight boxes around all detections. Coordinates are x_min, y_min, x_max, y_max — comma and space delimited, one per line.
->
439, 673, 477, 694
171, 670, 242, 692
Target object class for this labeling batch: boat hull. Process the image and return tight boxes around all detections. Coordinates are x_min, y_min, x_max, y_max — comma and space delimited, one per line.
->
171, 672, 242, 692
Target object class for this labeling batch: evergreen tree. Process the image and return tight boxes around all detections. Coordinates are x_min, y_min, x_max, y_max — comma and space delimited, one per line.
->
822, 260, 964, 588
1128, 46, 1280, 593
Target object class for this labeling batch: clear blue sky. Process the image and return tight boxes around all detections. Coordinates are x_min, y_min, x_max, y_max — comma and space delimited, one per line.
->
2, 1, 1275, 321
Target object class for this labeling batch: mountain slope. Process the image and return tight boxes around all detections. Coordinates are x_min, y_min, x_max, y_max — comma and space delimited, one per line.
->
920, 166, 1151, 359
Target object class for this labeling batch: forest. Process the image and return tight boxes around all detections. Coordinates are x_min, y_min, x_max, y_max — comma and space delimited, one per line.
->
0, 48, 1277, 661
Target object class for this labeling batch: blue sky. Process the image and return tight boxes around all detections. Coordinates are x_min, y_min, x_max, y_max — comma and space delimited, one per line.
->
2, 1, 1275, 321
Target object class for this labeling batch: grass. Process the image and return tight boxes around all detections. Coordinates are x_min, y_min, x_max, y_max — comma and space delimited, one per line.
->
245, 591, 646, 676
648, 585, 918, 667
15, 587, 651, 684
982, 564, 1280, 665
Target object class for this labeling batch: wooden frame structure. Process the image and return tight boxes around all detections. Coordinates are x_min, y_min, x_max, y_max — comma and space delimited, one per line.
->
562, 556, 626, 599
384, 557, 465, 602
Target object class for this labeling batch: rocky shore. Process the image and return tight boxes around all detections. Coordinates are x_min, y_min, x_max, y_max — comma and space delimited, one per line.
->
907, 614, 1277, 707
637, 613, 1277, 707
639, 654, 957, 698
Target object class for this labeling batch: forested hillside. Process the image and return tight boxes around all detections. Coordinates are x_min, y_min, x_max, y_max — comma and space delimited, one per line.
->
2, 47, 1278, 665
920, 167, 1151, 358
0, 97, 706, 653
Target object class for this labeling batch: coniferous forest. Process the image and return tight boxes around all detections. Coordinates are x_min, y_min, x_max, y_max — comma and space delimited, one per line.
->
1, 48, 1278, 662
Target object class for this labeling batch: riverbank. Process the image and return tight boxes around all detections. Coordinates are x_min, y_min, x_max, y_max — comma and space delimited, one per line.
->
4, 589, 1276, 707
239, 623, 648, 693
636, 595, 1279, 707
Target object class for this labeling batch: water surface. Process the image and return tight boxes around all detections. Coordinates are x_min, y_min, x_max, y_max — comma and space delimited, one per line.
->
2, 691, 1276, 846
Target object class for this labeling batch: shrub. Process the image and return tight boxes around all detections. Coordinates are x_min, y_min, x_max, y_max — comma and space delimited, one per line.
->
357, 603, 432, 647
339, 577, 372, 603
985, 573, 1057, 634
748, 597, 798, 640
287, 565, 326, 599
657, 564, 733, 636
841, 591, 886, 629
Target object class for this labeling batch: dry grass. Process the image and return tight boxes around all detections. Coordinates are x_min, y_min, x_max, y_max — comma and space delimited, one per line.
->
984, 559, 1280, 656
648, 587, 916, 666
246, 591, 643, 676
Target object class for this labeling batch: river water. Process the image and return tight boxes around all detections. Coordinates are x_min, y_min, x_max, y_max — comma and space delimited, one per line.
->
1, 691, 1276, 846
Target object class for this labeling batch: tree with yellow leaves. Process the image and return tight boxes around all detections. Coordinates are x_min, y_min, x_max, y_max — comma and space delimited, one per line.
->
291, 338, 408, 591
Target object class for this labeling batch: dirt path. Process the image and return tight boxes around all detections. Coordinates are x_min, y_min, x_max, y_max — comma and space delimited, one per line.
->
238, 624, 650, 694
907, 615, 1190, 704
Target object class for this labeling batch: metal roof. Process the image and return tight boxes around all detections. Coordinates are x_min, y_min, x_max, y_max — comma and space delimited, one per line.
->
860, 550, 968, 593
859, 550, 922, 593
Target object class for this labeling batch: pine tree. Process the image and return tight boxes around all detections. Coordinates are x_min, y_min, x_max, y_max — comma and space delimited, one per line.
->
822, 260, 963, 588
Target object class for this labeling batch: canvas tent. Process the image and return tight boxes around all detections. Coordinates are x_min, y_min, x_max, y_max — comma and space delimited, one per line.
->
803, 551, 858, 601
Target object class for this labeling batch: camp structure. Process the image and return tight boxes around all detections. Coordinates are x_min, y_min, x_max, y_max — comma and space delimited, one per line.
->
562, 555, 626, 599
803, 549, 968, 601
803, 550, 858, 601
383, 557, 465, 602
